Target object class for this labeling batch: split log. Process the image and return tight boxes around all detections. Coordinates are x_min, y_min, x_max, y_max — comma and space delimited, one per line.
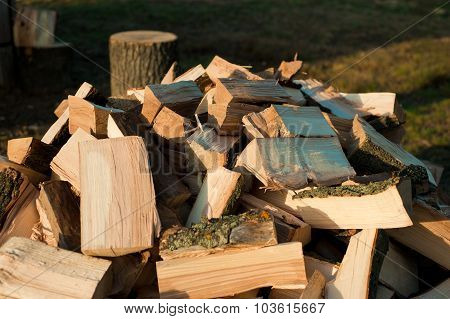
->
379, 241, 419, 297
340, 92, 405, 123
185, 127, 239, 172
7, 137, 58, 175
50, 128, 96, 192
304, 256, 339, 282
79, 137, 160, 257
196, 87, 215, 114
0, 155, 47, 186
274, 219, 311, 245
186, 167, 242, 226
242, 105, 337, 139
157, 242, 307, 299
160, 210, 276, 260
41, 108, 71, 148
215, 78, 291, 105
326, 229, 378, 299
251, 178, 413, 229
68, 95, 124, 137
54, 82, 107, 117
414, 279, 450, 299
275, 60, 303, 82
205, 55, 262, 84
300, 270, 326, 299
109, 30, 177, 95
298, 78, 371, 119
160, 61, 177, 84
0, 237, 112, 299
236, 137, 355, 190
283, 86, 306, 105
173, 64, 213, 93
0, 167, 39, 245
36, 180, 80, 251
348, 116, 436, 186
208, 102, 262, 135
152, 107, 194, 142
127, 88, 145, 103
107, 109, 148, 138
386, 201, 450, 270
142, 81, 203, 124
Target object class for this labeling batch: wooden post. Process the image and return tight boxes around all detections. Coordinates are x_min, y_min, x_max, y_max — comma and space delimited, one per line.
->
109, 30, 177, 96
0, 0, 15, 90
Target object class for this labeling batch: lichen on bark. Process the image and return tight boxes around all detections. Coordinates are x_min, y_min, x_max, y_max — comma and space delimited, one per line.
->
292, 177, 399, 199
165, 210, 272, 251
0, 168, 24, 225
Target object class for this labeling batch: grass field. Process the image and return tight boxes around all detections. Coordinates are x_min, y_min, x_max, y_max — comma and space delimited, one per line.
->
2, 0, 450, 193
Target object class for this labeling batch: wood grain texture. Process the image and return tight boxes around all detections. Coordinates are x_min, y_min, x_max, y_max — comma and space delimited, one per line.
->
326, 229, 378, 299
41, 108, 71, 148
215, 78, 290, 105
298, 78, 371, 120
142, 81, 203, 123
236, 137, 355, 190
205, 55, 262, 84
173, 64, 213, 93
386, 201, 450, 270
243, 105, 336, 139
0, 237, 112, 299
157, 242, 307, 299
50, 128, 96, 192
251, 181, 412, 229
300, 270, 326, 299
79, 137, 159, 257
208, 102, 262, 136
152, 106, 194, 142
186, 167, 242, 226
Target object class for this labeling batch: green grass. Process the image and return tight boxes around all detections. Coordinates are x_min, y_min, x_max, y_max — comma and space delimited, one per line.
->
3, 0, 450, 193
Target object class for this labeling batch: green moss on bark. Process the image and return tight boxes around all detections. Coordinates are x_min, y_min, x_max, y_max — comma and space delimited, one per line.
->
165, 210, 272, 251
292, 177, 399, 199
0, 168, 24, 224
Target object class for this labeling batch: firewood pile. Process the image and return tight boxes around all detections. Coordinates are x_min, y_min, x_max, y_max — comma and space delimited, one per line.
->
0, 55, 448, 299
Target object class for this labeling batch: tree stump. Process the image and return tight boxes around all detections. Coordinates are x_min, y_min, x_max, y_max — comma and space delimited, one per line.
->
109, 30, 177, 96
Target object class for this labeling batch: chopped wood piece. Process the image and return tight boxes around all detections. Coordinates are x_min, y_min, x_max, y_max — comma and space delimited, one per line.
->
68, 95, 124, 137
54, 99, 68, 118
186, 167, 242, 226
386, 201, 450, 270
55, 82, 107, 117
160, 61, 178, 84
269, 288, 304, 299
215, 78, 291, 106
205, 55, 262, 84
300, 270, 326, 299
299, 78, 371, 119
236, 137, 355, 190
340, 92, 405, 123
239, 193, 305, 227
242, 105, 337, 139
127, 88, 145, 103
0, 237, 112, 299
326, 229, 378, 299
276, 60, 303, 82
152, 107, 194, 142
0, 168, 39, 245
50, 128, 96, 192
106, 95, 142, 111
7, 137, 58, 175
208, 102, 262, 135
251, 178, 412, 229
304, 256, 339, 282
79, 137, 159, 257
414, 279, 450, 299
185, 127, 239, 172
41, 108, 70, 148
36, 180, 80, 251
174, 64, 213, 93
196, 87, 215, 114
348, 116, 436, 186
161, 210, 276, 260
107, 109, 148, 138
142, 81, 203, 123
379, 241, 419, 297
0, 155, 47, 186
157, 242, 307, 299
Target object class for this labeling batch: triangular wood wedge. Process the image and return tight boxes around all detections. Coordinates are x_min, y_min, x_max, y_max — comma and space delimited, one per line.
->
236, 137, 355, 190
173, 64, 213, 93
243, 105, 337, 139
157, 242, 307, 299
205, 55, 262, 84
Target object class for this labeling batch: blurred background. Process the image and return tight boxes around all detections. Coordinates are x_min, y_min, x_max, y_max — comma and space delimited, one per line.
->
0, 0, 449, 193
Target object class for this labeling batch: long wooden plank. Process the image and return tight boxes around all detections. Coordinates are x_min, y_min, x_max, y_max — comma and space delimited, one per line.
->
157, 242, 307, 299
